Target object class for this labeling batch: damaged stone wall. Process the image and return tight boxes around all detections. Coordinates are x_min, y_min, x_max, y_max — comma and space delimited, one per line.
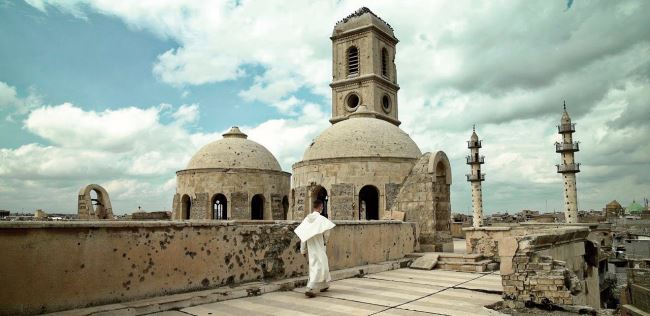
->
498, 227, 600, 309
0, 220, 417, 316
623, 268, 650, 315
465, 226, 515, 262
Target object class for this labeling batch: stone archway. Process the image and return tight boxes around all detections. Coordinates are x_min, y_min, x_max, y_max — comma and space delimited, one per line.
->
78, 184, 113, 220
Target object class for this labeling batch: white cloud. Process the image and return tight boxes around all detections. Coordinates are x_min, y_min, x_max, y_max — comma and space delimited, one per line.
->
0, 98, 327, 213
0, 102, 222, 213
0, 81, 42, 119
8, 0, 650, 214
171, 103, 199, 125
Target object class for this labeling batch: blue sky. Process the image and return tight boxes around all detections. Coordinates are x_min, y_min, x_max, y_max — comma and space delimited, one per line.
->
0, 0, 648, 214
0, 1, 290, 146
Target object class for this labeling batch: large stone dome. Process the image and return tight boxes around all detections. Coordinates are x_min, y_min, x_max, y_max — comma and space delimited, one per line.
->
302, 106, 421, 161
186, 127, 282, 171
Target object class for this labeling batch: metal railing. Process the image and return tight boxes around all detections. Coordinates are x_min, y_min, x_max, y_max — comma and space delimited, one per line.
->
467, 140, 482, 148
466, 173, 485, 181
555, 142, 579, 152
466, 155, 485, 164
556, 163, 581, 173
557, 123, 576, 133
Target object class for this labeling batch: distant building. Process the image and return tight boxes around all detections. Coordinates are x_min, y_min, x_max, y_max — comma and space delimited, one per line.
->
34, 209, 47, 219
604, 200, 624, 218
627, 200, 644, 215
517, 209, 540, 222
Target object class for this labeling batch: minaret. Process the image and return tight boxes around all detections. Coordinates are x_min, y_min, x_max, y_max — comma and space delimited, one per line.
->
466, 126, 485, 228
329, 7, 400, 126
555, 102, 580, 223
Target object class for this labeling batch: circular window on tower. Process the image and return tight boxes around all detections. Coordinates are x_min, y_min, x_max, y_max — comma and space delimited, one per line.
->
346, 93, 360, 111
382, 94, 392, 113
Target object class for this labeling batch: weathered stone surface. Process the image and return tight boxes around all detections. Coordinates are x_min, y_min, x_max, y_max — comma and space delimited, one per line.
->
330, 183, 354, 220
410, 254, 439, 270
191, 192, 209, 219
492, 226, 600, 309
292, 187, 307, 220
0, 220, 418, 316
270, 194, 283, 220
230, 191, 249, 219
391, 152, 453, 251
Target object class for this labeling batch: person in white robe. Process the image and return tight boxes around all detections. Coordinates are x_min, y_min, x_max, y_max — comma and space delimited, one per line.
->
294, 199, 335, 298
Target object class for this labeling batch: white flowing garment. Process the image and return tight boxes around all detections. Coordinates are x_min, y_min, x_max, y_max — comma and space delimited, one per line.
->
294, 212, 335, 290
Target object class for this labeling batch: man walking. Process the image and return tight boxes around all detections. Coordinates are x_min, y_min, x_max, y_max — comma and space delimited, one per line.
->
294, 200, 335, 298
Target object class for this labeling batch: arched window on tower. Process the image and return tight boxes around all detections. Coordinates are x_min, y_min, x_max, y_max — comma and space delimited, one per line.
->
381, 48, 389, 77
347, 46, 359, 76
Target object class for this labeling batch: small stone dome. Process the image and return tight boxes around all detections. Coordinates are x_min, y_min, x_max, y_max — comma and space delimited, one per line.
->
186, 127, 282, 171
302, 106, 421, 161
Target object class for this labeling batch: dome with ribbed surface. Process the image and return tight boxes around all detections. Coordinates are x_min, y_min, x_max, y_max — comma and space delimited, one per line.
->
186, 127, 281, 171
302, 106, 421, 161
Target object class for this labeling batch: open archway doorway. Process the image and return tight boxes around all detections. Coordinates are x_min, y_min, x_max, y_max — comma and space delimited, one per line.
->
359, 185, 379, 220
251, 194, 265, 220
181, 194, 191, 220
312, 186, 329, 218
282, 196, 289, 220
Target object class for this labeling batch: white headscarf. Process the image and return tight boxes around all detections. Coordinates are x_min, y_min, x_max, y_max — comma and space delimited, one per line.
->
294, 212, 336, 242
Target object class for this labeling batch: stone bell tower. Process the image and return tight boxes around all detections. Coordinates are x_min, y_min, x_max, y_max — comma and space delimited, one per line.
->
556, 102, 580, 223
330, 7, 400, 126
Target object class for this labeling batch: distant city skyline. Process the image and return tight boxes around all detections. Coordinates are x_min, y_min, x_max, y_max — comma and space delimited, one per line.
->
1, 1, 649, 214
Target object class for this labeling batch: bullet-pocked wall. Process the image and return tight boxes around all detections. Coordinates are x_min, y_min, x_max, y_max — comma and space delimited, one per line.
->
0, 220, 418, 315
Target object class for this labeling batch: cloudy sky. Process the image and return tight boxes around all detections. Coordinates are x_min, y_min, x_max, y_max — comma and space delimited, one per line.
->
0, 0, 648, 215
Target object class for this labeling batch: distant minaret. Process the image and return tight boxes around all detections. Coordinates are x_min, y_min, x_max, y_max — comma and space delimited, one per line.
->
466, 126, 485, 228
556, 102, 580, 224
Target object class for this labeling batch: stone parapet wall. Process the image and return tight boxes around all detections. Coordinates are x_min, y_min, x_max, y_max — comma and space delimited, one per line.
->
0, 220, 417, 315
